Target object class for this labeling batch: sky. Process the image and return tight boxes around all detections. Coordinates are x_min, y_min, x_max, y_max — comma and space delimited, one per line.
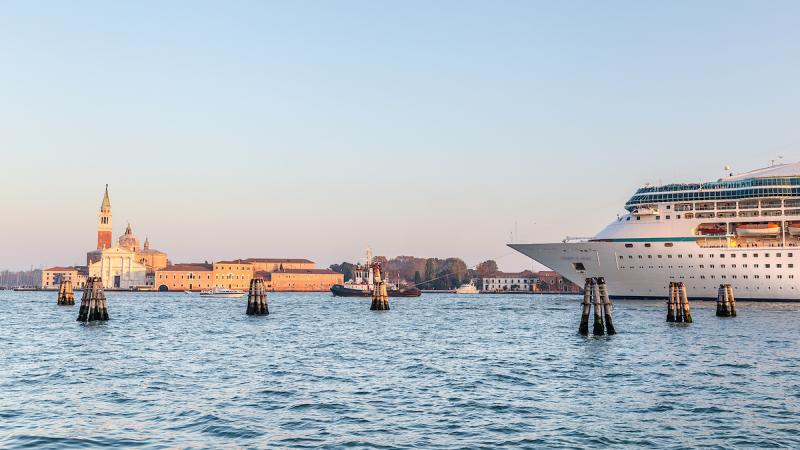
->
1, 1, 799, 271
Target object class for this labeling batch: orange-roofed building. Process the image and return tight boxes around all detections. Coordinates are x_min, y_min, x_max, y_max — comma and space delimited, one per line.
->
41, 266, 88, 289
155, 263, 214, 291
212, 260, 255, 291
258, 268, 343, 292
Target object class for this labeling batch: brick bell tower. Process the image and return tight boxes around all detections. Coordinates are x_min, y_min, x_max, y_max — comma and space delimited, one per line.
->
97, 184, 113, 250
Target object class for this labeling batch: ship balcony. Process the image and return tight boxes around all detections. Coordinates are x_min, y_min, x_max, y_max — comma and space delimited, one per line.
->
633, 207, 660, 216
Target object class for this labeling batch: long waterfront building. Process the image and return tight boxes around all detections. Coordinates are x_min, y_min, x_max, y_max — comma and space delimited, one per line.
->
155, 259, 342, 292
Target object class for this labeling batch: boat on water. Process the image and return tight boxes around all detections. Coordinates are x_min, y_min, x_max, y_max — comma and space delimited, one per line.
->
195, 288, 245, 298
510, 162, 800, 301
736, 223, 781, 236
454, 281, 479, 294
330, 248, 422, 298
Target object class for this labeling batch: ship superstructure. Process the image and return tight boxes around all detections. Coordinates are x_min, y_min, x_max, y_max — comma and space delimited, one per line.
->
510, 163, 800, 300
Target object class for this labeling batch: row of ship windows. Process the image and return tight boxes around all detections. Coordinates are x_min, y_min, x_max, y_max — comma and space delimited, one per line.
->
627, 188, 800, 205
619, 252, 794, 258
621, 264, 794, 270
624, 211, 794, 221
619, 268, 794, 280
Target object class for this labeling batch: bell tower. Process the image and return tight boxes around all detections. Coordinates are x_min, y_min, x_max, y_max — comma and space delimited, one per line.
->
97, 184, 113, 250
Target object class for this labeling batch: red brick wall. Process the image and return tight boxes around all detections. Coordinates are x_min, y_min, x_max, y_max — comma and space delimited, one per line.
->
97, 231, 112, 250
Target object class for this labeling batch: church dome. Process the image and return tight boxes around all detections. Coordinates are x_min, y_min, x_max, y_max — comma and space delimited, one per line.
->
118, 223, 140, 251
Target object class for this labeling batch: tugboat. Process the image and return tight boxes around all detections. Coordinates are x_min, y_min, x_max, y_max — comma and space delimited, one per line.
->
330, 248, 421, 298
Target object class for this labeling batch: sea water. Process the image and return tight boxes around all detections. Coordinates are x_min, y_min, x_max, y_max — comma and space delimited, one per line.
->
1, 291, 799, 448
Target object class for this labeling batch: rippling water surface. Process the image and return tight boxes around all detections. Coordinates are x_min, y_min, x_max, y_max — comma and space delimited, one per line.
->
1, 291, 799, 448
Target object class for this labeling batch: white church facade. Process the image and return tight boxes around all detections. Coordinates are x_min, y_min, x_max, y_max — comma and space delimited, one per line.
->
88, 246, 148, 289
85, 185, 168, 289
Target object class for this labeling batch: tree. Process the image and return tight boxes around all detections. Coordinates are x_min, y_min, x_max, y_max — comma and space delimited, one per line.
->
413, 270, 422, 286
329, 262, 355, 282
423, 258, 437, 286
476, 260, 499, 277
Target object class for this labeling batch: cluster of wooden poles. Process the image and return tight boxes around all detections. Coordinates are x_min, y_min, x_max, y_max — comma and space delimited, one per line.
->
58, 263, 396, 321
76, 277, 109, 322
666, 281, 692, 323
370, 264, 390, 311
579, 277, 615, 336
665, 282, 738, 322
716, 284, 737, 317
246, 278, 269, 315
57, 279, 74, 305
576, 279, 741, 335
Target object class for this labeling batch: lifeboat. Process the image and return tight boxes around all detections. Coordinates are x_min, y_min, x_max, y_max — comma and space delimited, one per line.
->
735, 223, 781, 237
788, 222, 800, 236
696, 223, 726, 235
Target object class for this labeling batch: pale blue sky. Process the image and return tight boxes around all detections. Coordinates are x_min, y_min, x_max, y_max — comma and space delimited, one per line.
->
1, 1, 799, 271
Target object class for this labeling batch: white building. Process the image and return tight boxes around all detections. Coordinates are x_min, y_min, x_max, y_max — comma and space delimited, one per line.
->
88, 246, 147, 289
482, 273, 535, 292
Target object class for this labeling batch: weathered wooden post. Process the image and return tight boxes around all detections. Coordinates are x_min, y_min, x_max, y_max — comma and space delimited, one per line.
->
725, 284, 737, 317
666, 282, 677, 322
57, 279, 74, 305
246, 278, 269, 315
579, 278, 593, 336
370, 263, 389, 311
679, 282, 692, 323
715, 285, 725, 317
591, 278, 604, 336
597, 277, 615, 335
77, 277, 109, 322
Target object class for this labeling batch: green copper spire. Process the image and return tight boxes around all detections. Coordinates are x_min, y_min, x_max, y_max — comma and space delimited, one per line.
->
101, 184, 111, 211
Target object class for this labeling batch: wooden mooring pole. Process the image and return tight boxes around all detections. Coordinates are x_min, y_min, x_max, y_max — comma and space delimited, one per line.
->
591, 278, 604, 336
579, 278, 593, 336
246, 278, 269, 315
679, 282, 692, 323
57, 279, 74, 306
597, 277, 615, 335
77, 277, 109, 322
666, 282, 677, 322
725, 284, 737, 317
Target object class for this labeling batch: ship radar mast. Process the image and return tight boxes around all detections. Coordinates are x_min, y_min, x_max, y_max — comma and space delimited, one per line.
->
724, 165, 733, 177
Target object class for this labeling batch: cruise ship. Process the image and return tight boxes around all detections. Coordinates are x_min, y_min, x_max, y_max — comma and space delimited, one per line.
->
510, 163, 800, 301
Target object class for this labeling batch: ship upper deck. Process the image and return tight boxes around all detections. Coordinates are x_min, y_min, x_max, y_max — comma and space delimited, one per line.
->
625, 162, 800, 211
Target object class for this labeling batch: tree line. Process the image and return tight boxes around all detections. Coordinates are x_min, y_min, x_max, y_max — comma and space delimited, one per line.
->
0, 269, 42, 288
329, 256, 508, 290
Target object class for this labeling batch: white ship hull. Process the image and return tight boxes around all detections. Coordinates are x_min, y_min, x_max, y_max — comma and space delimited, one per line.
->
510, 162, 800, 301
510, 241, 800, 301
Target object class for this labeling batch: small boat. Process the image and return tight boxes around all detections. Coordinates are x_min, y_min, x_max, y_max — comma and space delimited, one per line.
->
454, 281, 479, 294
735, 223, 781, 237
696, 223, 726, 235
788, 222, 800, 236
197, 288, 245, 298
